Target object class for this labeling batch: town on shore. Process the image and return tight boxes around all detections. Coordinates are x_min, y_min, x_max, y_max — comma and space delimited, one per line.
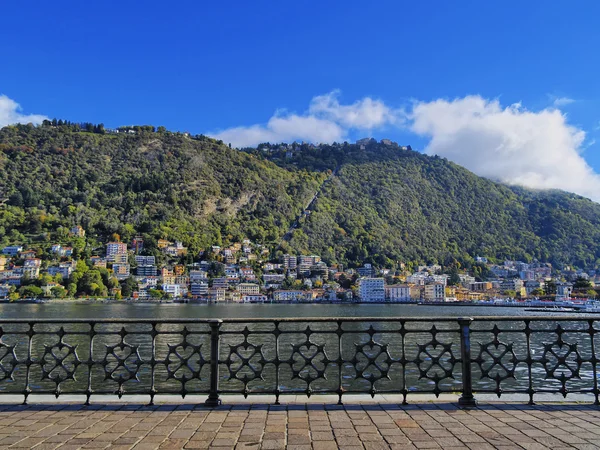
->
0, 226, 596, 304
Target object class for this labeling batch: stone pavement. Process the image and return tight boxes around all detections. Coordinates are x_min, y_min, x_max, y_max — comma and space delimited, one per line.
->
1, 401, 600, 450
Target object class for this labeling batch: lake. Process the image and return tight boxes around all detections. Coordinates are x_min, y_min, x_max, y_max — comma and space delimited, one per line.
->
0, 302, 573, 320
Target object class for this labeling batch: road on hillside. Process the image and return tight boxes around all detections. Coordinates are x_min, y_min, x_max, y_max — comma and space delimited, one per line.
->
277, 166, 339, 249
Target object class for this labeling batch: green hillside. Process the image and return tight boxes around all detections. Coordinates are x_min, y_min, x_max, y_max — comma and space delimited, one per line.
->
2, 123, 600, 269
0, 123, 324, 256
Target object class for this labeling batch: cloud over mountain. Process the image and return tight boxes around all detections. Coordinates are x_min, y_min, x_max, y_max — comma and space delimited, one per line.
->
409, 95, 600, 202
210, 90, 401, 148
0, 94, 48, 128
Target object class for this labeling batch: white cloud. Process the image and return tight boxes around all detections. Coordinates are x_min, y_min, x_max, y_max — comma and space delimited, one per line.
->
308, 90, 403, 129
0, 95, 48, 128
209, 91, 401, 147
213, 113, 345, 148
409, 95, 600, 201
547, 94, 575, 107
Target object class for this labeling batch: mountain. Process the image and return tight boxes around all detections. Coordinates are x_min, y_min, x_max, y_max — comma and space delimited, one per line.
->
0, 123, 325, 257
1, 123, 600, 269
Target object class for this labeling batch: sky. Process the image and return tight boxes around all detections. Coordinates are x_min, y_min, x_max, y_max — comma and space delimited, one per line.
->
2, 1, 600, 201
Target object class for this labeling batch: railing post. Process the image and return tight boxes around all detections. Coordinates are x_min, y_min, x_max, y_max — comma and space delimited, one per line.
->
458, 318, 477, 407
204, 319, 222, 407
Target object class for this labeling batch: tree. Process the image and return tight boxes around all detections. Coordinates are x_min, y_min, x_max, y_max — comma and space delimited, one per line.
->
448, 269, 461, 286
120, 276, 138, 298
50, 286, 68, 298
78, 270, 107, 296
18, 285, 43, 298
574, 278, 592, 289
545, 280, 557, 295
67, 283, 77, 297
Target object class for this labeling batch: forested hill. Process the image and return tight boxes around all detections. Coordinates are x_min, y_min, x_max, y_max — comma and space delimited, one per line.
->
0, 124, 325, 256
1, 124, 600, 269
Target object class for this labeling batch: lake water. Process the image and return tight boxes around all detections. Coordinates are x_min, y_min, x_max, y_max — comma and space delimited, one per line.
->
0, 302, 572, 320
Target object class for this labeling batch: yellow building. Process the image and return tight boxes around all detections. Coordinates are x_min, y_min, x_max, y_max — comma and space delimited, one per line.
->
157, 239, 171, 249
237, 283, 260, 296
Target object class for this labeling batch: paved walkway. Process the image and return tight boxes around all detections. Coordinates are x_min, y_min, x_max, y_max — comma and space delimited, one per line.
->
1, 401, 600, 450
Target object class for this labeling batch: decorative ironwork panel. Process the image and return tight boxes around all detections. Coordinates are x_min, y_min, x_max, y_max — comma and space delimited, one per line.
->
0, 317, 598, 405
470, 318, 597, 403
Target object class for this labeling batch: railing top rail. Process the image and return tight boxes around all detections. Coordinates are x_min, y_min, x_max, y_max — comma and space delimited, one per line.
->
0, 315, 597, 323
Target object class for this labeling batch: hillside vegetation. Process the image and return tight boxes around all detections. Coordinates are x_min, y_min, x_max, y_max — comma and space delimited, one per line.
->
1, 124, 600, 269
0, 124, 324, 256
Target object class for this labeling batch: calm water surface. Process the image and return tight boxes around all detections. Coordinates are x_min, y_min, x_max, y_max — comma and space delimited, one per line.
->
0, 302, 571, 319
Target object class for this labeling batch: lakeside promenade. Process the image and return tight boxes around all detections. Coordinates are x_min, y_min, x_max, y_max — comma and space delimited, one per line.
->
1, 397, 600, 450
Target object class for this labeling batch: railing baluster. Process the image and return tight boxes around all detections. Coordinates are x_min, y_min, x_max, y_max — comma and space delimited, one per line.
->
337, 320, 343, 405
149, 322, 157, 406
458, 318, 477, 407
274, 321, 280, 405
85, 322, 95, 405
22, 322, 34, 405
400, 320, 407, 405
204, 319, 222, 407
525, 320, 534, 405
589, 319, 599, 405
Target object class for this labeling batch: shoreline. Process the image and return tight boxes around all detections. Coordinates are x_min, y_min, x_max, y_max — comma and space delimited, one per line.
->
0, 298, 577, 309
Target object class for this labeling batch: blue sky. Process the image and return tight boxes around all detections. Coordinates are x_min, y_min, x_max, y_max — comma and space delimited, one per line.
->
2, 1, 600, 200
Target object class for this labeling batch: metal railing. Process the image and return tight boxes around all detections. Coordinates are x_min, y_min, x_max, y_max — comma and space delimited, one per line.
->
0, 317, 598, 406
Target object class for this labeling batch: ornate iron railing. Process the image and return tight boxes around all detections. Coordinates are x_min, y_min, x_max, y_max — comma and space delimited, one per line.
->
0, 317, 598, 406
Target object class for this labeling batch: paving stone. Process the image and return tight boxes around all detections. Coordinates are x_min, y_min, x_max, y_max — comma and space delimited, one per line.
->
0, 401, 598, 449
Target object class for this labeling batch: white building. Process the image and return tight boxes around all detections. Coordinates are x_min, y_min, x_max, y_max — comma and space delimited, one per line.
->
162, 284, 182, 298
273, 290, 306, 302
191, 282, 209, 297
556, 282, 573, 300
242, 294, 268, 303
358, 278, 385, 302
385, 284, 411, 302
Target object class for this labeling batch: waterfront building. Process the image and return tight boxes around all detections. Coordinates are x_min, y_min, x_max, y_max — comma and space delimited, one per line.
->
423, 283, 446, 301
162, 284, 182, 298
469, 282, 493, 292
242, 294, 268, 303
208, 287, 226, 302
556, 282, 573, 300
273, 290, 306, 302
385, 284, 411, 302
358, 278, 385, 302
191, 282, 209, 297
237, 283, 260, 296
